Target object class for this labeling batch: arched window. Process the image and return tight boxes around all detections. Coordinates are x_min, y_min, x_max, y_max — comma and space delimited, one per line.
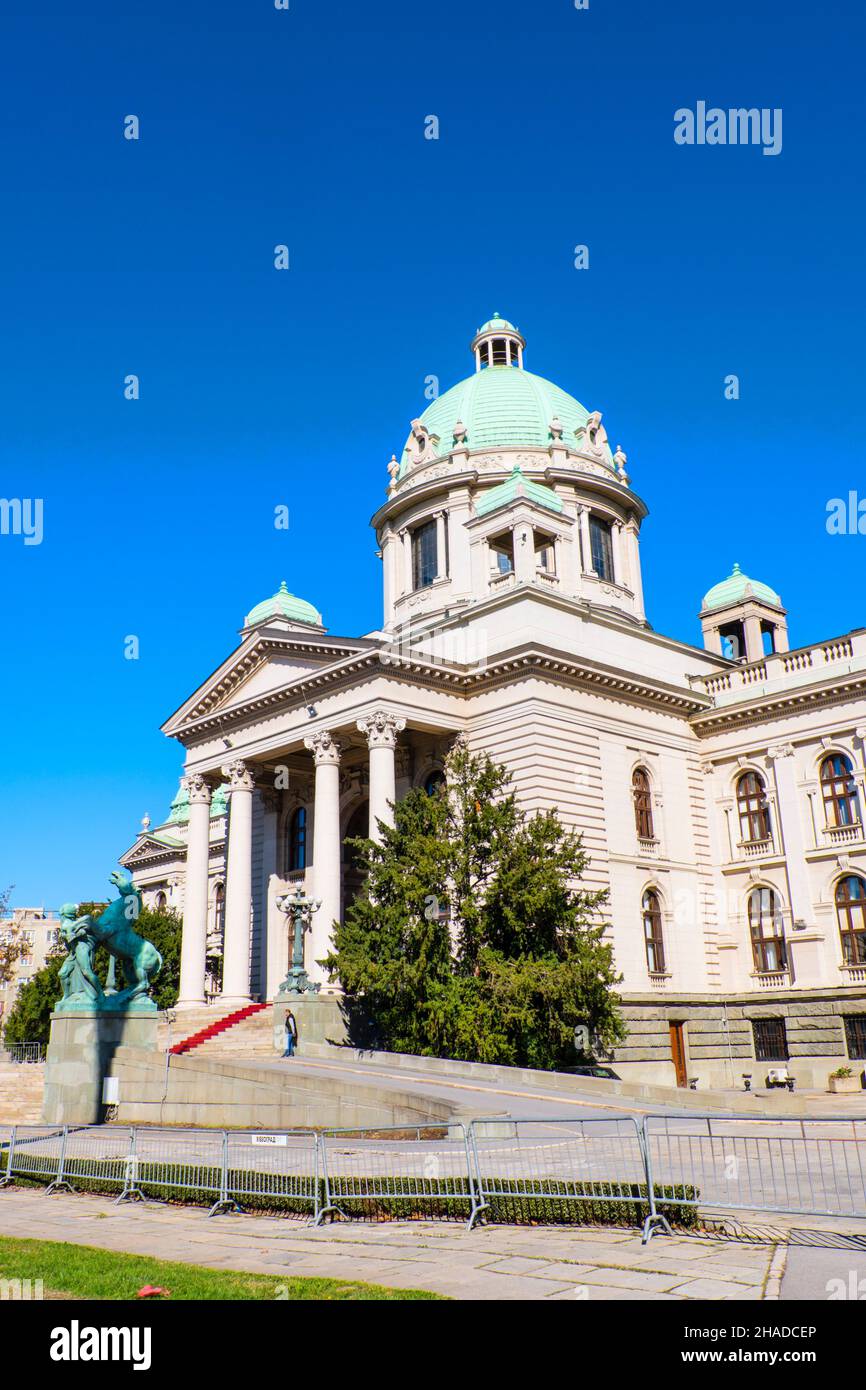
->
423, 769, 446, 797
642, 889, 666, 973
748, 887, 787, 973
632, 767, 654, 840
213, 882, 225, 935
287, 806, 307, 873
821, 753, 861, 828
836, 875, 866, 966
154, 891, 167, 912
737, 771, 771, 843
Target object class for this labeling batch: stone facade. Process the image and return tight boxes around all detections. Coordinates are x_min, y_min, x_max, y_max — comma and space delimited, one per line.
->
120, 316, 866, 1091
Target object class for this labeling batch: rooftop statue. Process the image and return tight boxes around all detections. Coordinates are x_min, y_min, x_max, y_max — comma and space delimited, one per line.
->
54, 870, 163, 1014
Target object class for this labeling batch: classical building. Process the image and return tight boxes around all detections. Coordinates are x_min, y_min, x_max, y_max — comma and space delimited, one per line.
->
121, 315, 866, 1087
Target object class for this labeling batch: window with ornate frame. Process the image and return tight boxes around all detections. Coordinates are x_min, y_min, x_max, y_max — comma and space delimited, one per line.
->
589, 515, 614, 581
836, 875, 866, 966
287, 806, 307, 873
632, 767, 654, 840
821, 753, 861, 828
411, 520, 438, 590
748, 887, 787, 973
737, 770, 771, 843
642, 889, 666, 974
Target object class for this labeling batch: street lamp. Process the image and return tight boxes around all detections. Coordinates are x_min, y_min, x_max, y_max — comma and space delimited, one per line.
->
275, 885, 322, 997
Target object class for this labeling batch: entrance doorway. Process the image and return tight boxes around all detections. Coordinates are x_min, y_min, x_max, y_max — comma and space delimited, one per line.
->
668, 1021, 688, 1088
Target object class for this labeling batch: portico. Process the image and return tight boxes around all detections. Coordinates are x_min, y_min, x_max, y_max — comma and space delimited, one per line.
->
165, 702, 451, 1008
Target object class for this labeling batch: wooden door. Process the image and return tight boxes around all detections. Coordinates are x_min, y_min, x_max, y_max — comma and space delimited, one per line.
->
669, 1022, 688, 1088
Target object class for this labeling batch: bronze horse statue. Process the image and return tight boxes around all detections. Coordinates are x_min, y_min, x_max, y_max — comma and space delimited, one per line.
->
91, 870, 163, 1005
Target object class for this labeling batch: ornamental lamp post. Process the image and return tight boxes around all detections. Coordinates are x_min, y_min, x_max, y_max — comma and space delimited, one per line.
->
275, 885, 322, 997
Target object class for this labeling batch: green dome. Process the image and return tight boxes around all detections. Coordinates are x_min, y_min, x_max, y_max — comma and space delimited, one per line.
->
702, 563, 782, 612
400, 366, 612, 477
244, 580, 322, 629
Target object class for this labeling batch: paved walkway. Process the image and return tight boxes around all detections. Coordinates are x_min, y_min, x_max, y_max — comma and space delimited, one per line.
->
0, 1190, 784, 1300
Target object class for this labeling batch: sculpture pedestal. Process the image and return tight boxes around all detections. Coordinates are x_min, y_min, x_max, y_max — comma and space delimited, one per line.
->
272, 996, 347, 1054
42, 1011, 158, 1125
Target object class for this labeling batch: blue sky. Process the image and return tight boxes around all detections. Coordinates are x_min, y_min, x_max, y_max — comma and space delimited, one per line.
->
1, 0, 864, 905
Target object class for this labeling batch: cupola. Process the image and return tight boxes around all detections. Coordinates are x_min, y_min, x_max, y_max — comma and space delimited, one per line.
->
470, 313, 526, 371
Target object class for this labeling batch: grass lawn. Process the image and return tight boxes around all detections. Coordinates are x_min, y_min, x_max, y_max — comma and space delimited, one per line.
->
0, 1236, 445, 1301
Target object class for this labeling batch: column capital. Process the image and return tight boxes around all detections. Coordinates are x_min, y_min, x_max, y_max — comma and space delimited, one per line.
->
221, 758, 258, 791
304, 730, 342, 766
182, 772, 213, 805
357, 710, 406, 750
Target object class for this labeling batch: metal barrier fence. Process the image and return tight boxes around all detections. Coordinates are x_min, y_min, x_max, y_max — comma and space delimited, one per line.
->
224, 1130, 320, 1219
3, 1043, 45, 1064
320, 1123, 480, 1225
2, 1116, 866, 1241
643, 1115, 866, 1233
467, 1116, 668, 1236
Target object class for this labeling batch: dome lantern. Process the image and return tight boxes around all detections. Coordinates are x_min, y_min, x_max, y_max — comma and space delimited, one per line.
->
470, 313, 526, 372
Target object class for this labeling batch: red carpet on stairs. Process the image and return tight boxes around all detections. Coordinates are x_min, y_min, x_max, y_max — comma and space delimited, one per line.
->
169, 1001, 269, 1054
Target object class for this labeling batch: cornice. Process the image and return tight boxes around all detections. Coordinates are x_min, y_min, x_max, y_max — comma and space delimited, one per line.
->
169, 637, 710, 746
690, 670, 866, 736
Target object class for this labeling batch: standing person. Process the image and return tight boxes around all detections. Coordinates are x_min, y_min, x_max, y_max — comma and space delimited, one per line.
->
283, 1009, 298, 1058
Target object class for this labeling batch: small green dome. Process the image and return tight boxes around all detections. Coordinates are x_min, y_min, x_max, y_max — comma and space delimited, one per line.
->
702, 563, 782, 612
476, 313, 519, 335
400, 367, 611, 477
168, 783, 230, 824
244, 580, 323, 629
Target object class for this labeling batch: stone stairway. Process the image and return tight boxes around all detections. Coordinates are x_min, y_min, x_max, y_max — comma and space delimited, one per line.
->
0, 1061, 45, 1124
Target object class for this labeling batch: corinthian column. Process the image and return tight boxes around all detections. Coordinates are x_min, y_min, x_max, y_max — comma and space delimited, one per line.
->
220, 759, 256, 1005
358, 710, 406, 842
177, 774, 212, 1009
304, 730, 342, 988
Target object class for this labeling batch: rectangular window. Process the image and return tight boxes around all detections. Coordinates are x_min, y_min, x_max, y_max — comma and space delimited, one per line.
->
844, 1015, 866, 1060
752, 1017, 788, 1062
411, 520, 438, 589
589, 516, 614, 581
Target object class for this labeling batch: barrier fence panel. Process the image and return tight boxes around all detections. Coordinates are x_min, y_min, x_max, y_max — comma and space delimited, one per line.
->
467, 1117, 666, 1234
643, 1115, 866, 1237
2, 1126, 66, 1190
126, 1127, 226, 1213
59, 1125, 136, 1197
224, 1131, 321, 1220
0, 1124, 15, 1186
319, 1124, 480, 1226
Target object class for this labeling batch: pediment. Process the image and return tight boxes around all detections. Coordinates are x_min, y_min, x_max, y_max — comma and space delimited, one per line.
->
120, 833, 185, 866
162, 632, 372, 736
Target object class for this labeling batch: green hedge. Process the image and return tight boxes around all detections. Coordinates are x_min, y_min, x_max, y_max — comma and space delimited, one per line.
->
0, 1150, 699, 1228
